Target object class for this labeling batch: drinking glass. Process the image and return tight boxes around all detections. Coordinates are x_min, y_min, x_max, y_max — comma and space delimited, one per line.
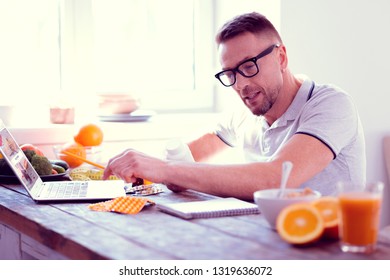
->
337, 181, 384, 254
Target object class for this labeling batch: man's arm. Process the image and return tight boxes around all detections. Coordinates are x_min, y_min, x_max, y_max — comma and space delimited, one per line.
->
164, 132, 229, 192
188, 132, 229, 162
163, 133, 334, 200
103, 133, 334, 201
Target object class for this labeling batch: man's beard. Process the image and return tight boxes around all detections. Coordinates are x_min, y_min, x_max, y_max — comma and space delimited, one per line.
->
245, 89, 277, 116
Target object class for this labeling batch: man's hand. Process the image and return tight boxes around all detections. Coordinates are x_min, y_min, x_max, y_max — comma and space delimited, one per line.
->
102, 148, 166, 184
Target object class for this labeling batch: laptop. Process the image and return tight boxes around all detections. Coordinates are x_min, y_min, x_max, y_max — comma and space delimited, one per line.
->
0, 121, 126, 202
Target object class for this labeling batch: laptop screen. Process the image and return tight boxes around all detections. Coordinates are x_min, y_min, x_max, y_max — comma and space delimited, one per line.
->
0, 125, 41, 191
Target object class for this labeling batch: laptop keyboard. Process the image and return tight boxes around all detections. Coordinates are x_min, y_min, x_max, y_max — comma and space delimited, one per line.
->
41, 181, 89, 199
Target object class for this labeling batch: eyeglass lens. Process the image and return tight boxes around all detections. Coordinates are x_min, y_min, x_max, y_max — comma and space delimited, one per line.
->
215, 44, 279, 87
218, 61, 259, 86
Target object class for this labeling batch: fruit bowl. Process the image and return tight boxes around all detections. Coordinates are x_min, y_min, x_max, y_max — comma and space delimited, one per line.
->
253, 188, 321, 229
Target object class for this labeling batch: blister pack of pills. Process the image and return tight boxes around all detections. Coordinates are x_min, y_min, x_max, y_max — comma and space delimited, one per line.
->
124, 183, 164, 196
88, 196, 155, 214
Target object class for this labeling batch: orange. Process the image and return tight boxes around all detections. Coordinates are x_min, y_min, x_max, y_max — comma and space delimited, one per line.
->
276, 203, 324, 245
74, 123, 104, 146
59, 142, 87, 168
311, 196, 340, 239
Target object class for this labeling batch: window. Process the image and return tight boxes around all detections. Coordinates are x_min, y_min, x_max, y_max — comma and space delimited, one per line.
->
0, 0, 60, 105
0, 0, 213, 121
1, 0, 280, 125
60, 0, 214, 115
93, 1, 197, 92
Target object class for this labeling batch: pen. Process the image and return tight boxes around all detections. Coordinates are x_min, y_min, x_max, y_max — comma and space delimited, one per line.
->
61, 150, 105, 169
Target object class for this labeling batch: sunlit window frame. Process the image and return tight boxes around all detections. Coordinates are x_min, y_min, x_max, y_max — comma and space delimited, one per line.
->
59, 0, 216, 113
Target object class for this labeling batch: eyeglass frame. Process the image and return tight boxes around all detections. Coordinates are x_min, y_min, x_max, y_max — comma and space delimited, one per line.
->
214, 44, 280, 87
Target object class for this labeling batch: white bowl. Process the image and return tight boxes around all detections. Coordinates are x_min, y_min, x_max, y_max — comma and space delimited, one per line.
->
97, 93, 140, 115
253, 188, 321, 229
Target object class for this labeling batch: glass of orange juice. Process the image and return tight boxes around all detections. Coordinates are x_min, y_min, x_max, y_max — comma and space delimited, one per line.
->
337, 181, 384, 254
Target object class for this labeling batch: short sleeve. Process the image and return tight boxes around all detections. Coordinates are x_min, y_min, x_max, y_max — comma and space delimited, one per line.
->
214, 107, 253, 147
296, 87, 360, 158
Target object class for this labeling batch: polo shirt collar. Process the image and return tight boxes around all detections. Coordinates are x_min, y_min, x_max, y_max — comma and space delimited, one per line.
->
271, 79, 314, 128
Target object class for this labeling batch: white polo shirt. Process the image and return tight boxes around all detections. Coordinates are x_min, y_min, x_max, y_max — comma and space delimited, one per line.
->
215, 79, 366, 195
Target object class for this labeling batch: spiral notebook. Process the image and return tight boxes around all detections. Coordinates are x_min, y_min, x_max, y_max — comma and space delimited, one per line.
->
157, 197, 260, 219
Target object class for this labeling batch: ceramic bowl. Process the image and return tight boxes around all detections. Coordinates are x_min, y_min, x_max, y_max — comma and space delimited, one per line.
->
253, 188, 321, 229
97, 93, 140, 115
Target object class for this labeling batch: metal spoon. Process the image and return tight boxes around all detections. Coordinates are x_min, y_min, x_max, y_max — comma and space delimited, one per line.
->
278, 161, 293, 198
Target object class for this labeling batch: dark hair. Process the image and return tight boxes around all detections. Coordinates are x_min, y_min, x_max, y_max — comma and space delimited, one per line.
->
216, 12, 282, 45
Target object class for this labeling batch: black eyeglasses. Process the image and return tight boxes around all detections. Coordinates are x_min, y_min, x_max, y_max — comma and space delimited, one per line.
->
215, 44, 280, 87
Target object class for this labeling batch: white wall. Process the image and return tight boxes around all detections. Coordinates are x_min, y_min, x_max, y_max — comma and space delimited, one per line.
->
280, 0, 390, 227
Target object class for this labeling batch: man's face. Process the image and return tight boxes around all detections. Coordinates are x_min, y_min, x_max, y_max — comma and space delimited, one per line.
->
217, 32, 283, 116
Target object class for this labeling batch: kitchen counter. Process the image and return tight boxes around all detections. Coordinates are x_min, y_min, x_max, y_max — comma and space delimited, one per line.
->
8, 113, 230, 161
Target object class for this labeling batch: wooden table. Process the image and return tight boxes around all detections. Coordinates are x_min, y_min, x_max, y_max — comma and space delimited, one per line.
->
1, 182, 390, 260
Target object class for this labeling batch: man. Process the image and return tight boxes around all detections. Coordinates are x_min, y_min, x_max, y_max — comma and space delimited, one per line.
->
103, 12, 366, 200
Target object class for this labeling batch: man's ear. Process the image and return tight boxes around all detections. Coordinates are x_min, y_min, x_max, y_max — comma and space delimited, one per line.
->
279, 45, 288, 72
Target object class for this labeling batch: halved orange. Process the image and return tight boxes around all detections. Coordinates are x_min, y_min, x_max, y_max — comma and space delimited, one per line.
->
311, 196, 339, 239
276, 203, 324, 245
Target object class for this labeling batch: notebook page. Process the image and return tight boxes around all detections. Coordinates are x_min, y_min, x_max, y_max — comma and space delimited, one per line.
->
157, 197, 259, 219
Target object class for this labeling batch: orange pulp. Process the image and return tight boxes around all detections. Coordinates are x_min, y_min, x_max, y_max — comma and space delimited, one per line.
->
276, 203, 324, 245
311, 196, 339, 239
